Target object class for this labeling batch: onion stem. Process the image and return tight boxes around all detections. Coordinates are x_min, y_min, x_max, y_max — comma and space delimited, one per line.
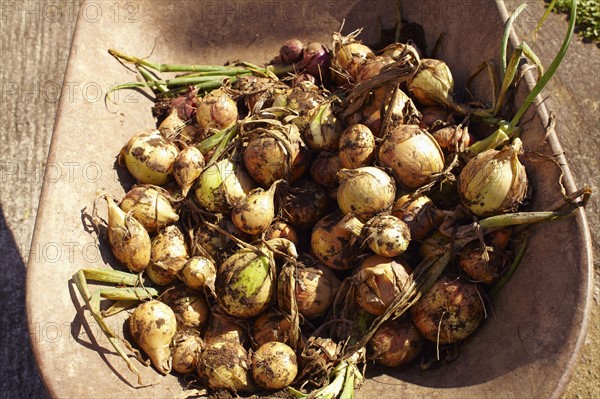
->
500, 3, 528, 77
80, 268, 143, 286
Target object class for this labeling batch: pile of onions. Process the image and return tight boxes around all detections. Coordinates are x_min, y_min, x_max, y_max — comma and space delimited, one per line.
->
83, 22, 566, 398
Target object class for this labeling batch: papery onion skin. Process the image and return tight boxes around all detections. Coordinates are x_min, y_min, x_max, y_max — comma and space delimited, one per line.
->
280, 179, 329, 229
204, 307, 248, 346
231, 181, 279, 235
198, 341, 255, 392
180, 256, 217, 291
171, 331, 203, 375
147, 225, 189, 286
410, 275, 485, 344
195, 88, 238, 131
295, 261, 341, 319
303, 42, 331, 77
368, 319, 423, 367
304, 102, 344, 152
173, 146, 205, 196
309, 152, 343, 188
408, 58, 454, 107
129, 300, 177, 375
104, 195, 151, 273
458, 138, 528, 217
457, 243, 506, 284
263, 220, 300, 247
252, 342, 298, 390
392, 194, 440, 241
119, 185, 179, 232
354, 255, 413, 316
252, 308, 293, 347
119, 129, 179, 186
162, 286, 210, 330
378, 124, 445, 189
337, 166, 396, 222
363, 215, 411, 257
310, 212, 359, 271
334, 42, 374, 82
215, 248, 275, 318
339, 124, 376, 169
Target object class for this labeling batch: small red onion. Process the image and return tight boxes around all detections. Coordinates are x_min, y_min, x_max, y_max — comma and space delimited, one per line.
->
303, 42, 331, 77
280, 39, 305, 64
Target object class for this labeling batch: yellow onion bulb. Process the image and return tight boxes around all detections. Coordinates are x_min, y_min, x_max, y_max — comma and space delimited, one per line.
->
304, 102, 344, 152
158, 109, 186, 139
263, 220, 300, 248
458, 138, 528, 216
280, 179, 329, 229
119, 129, 179, 186
334, 42, 374, 82
231, 180, 279, 235
354, 255, 412, 316
408, 58, 454, 107
180, 256, 216, 291
103, 194, 151, 273
378, 125, 445, 189
310, 212, 358, 271
339, 124, 376, 169
309, 152, 343, 188
198, 341, 255, 392
162, 287, 210, 330
252, 308, 292, 347
147, 225, 189, 286
337, 166, 395, 222
356, 55, 394, 82
295, 261, 341, 319
171, 331, 203, 375
195, 88, 238, 131
367, 319, 423, 367
410, 275, 485, 344
119, 185, 178, 232
392, 194, 440, 241
363, 215, 411, 257
194, 158, 256, 213
252, 342, 298, 390
457, 242, 506, 284
173, 146, 205, 196
129, 300, 177, 375
204, 307, 248, 346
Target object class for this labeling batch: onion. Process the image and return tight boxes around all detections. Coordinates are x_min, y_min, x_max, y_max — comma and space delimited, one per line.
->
102, 194, 151, 273
263, 220, 300, 247
378, 124, 445, 189
204, 307, 248, 346
162, 286, 209, 330
194, 158, 256, 213
195, 88, 238, 131
304, 102, 343, 152
458, 138, 528, 216
295, 259, 341, 319
410, 275, 485, 344
280, 179, 329, 229
158, 109, 187, 139
457, 242, 506, 284
252, 342, 298, 390
215, 240, 296, 318
336, 166, 395, 222
231, 180, 280, 235
392, 194, 441, 241
119, 129, 179, 185
171, 330, 203, 374
354, 255, 412, 316
362, 214, 411, 257
431, 125, 473, 153
418, 231, 450, 260
243, 124, 311, 187
310, 212, 359, 271
252, 308, 292, 347
280, 38, 304, 64
193, 218, 249, 263
198, 341, 255, 392
408, 58, 455, 107
173, 146, 205, 196
129, 300, 177, 375
419, 105, 452, 130
180, 256, 217, 291
271, 82, 326, 131
333, 42, 374, 82
302, 42, 330, 77
368, 319, 423, 367
147, 225, 189, 286
119, 185, 179, 232
356, 55, 394, 82
338, 124, 376, 169
309, 152, 343, 188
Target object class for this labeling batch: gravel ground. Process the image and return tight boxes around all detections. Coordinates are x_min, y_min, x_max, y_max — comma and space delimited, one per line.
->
0, 1, 597, 398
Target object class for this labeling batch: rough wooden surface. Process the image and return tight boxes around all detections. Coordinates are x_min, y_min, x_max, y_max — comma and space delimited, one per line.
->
0, 1, 597, 398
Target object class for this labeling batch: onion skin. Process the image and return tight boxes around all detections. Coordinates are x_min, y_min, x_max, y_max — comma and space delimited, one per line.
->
334, 42, 374, 82
180, 256, 216, 291
310, 212, 358, 271
368, 319, 423, 367
119, 185, 179, 232
162, 287, 210, 330
303, 42, 331, 77
231, 180, 280, 235
304, 103, 343, 152
457, 243, 506, 284
354, 255, 413, 316
337, 166, 396, 222
204, 308, 248, 346
252, 308, 292, 347
263, 220, 300, 248
378, 124, 445, 189
147, 225, 189, 286
171, 331, 203, 375
309, 152, 343, 188
195, 89, 238, 131
173, 146, 205, 196
215, 247, 275, 318
410, 275, 485, 344
356, 55, 394, 82
129, 300, 177, 375
104, 195, 151, 273
431, 125, 473, 153
408, 58, 454, 107
363, 215, 411, 257
295, 261, 341, 319
458, 138, 528, 217
419, 105, 452, 130
280, 179, 329, 229
252, 342, 298, 390
119, 129, 179, 186
392, 194, 440, 241
198, 341, 255, 392
339, 124, 376, 169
